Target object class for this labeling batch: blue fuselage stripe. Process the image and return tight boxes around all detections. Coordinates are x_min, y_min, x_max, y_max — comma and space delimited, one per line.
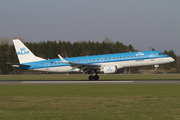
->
19, 51, 170, 70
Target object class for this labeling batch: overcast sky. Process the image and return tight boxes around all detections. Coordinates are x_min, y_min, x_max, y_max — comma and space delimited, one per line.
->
1, 0, 180, 55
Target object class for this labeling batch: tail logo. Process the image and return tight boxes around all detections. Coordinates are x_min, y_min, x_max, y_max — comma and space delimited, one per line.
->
17, 47, 30, 55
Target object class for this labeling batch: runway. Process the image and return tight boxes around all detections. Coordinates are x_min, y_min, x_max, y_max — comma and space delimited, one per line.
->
1, 80, 180, 85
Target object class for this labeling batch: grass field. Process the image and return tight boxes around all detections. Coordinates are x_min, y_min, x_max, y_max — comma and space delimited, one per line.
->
0, 74, 180, 80
0, 84, 180, 120
0, 74, 180, 120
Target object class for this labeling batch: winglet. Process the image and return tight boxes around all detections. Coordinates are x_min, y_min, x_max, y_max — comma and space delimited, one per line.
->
57, 54, 69, 63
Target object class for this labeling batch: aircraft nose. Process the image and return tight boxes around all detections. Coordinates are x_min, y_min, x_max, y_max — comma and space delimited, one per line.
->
169, 57, 175, 62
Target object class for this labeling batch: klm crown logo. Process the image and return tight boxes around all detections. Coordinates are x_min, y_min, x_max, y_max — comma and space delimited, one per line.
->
20, 47, 26, 51
136, 52, 144, 56
17, 47, 30, 55
107, 68, 113, 71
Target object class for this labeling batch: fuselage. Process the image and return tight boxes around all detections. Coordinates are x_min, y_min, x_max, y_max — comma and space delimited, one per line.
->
19, 50, 174, 73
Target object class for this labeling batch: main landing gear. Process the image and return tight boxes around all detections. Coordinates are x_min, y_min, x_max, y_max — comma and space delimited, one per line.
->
88, 74, 99, 80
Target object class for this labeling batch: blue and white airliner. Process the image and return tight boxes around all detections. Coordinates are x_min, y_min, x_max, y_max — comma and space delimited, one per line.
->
12, 39, 174, 80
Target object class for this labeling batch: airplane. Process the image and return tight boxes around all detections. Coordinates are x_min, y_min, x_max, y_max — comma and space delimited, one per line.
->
11, 39, 174, 80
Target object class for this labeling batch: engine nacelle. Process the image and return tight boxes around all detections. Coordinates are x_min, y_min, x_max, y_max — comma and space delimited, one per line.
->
103, 65, 117, 74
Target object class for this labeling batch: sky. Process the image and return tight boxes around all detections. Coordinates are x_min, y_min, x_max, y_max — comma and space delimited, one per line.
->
0, 0, 180, 55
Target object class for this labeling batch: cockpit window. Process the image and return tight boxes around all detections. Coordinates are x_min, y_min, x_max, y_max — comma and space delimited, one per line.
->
158, 53, 165, 55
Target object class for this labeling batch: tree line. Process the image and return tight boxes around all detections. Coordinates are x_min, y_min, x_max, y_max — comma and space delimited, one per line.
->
0, 37, 179, 74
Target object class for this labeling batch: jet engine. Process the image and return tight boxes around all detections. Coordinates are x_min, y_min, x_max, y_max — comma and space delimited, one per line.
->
103, 65, 117, 74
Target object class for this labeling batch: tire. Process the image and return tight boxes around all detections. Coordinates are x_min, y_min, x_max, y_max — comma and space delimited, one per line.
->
89, 75, 94, 80
94, 75, 99, 80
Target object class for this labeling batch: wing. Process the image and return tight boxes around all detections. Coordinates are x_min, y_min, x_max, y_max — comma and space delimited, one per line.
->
57, 54, 101, 74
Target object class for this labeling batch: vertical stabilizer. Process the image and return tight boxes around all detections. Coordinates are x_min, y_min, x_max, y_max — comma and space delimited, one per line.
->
13, 39, 45, 63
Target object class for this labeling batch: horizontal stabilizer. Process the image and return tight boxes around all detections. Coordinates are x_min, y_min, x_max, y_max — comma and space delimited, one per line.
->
7, 62, 31, 68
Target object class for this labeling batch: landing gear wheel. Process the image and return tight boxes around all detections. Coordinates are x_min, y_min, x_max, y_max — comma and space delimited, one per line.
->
94, 75, 99, 80
89, 75, 94, 80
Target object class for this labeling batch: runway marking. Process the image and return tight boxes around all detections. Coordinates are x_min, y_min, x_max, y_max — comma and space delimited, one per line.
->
1, 80, 180, 85
22, 81, 134, 84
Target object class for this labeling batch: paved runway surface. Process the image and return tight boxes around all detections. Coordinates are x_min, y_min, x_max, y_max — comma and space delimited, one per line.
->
1, 80, 180, 85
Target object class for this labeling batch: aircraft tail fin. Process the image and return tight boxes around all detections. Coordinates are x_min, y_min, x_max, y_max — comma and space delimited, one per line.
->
13, 39, 45, 64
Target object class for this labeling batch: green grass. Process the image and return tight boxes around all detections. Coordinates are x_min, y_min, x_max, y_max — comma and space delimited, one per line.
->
0, 84, 180, 120
0, 74, 180, 80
